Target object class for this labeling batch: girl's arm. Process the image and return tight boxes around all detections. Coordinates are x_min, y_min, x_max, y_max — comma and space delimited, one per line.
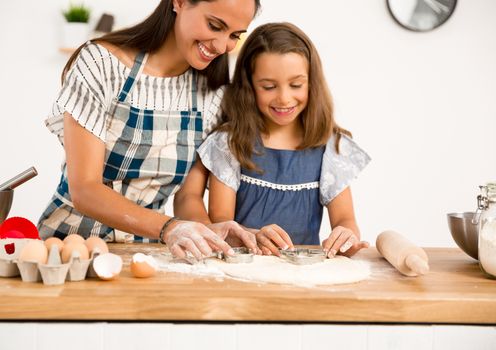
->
208, 171, 236, 223
175, 159, 258, 252
209, 175, 291, 255
173, 160, 211, 225
64, 113, 230, 258
322, 187, 369, 258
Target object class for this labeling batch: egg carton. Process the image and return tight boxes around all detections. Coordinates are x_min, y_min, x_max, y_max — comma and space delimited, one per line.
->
0, 239, 103, 285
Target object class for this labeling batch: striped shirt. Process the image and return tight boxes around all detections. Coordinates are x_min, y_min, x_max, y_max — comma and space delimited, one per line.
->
39, 43, 224, 242
46, 43, 223, 143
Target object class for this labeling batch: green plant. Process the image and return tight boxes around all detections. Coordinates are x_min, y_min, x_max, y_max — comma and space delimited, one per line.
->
63, 4, 91, 23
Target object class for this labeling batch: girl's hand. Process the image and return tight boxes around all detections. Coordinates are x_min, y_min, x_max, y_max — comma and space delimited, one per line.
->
322, 226, 369, 258
164, 220, 234, 259
207, 221, 260, 254
255, 224, 294, 256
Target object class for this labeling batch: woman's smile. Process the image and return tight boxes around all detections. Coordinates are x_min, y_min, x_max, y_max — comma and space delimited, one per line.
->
197, 42, 217, 61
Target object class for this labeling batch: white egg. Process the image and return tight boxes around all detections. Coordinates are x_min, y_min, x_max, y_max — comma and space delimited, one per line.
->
93, 253, 122, 280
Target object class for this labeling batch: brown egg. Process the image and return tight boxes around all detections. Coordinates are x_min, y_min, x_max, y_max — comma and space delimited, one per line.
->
85, 236, 109, 255
130, 253, 158, 278
44, 237, 64, 251
63, 234, 85, 245
61, 242, 89, 263
19, 240, 48, 264
93, 253, 123, 280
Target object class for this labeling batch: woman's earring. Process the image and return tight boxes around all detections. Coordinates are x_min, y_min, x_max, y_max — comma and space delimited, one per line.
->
172, 7, 177, 13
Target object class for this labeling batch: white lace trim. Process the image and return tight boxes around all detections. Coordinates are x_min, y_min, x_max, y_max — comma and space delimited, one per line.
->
240, 174, 319, 191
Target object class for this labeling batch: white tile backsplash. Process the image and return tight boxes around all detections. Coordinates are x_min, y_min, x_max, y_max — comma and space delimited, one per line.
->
36, 323, 103, 350
170, 324, 236, 350
1, 322, 496, 350
368, 325, 434, 350
301, 324, 368, 350
236, 324, 301, 350
0, 322, 37, 350
104, 323, 171, 350
433, 326, 496, 350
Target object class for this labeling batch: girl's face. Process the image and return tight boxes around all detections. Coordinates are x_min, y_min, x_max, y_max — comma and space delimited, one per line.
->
173, 0, 255, 70
252, 52, 309, 131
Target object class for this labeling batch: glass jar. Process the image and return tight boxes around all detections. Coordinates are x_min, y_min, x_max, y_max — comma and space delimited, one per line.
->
475, 182, 496, 278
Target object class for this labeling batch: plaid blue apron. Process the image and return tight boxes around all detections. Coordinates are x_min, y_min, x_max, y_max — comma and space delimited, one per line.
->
38, 52, 203, 242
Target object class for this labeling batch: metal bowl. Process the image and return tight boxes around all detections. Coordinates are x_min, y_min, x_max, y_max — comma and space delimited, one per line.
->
0, 190, 14, 225
447, 212, 478, 260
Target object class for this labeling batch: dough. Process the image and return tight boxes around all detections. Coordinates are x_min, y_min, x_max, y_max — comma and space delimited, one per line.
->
205, 255, 370, 286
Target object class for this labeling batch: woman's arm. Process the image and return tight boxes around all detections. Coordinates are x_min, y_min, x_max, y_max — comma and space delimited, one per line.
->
322, 187, 369, 257
64, 113, 232, 258
174, 160, 258, 252
64, 112, 167, 238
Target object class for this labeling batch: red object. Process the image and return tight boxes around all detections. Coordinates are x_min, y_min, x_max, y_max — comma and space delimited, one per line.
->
4, 242, 15, 255
0, 217, 40, 239
1, 230, 25, 239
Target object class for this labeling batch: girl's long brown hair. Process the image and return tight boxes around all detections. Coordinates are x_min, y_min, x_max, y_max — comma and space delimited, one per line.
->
61, 0, 261, 90
221, 22, 350, 171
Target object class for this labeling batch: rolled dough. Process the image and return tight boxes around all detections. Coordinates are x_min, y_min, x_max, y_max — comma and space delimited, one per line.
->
205, 255, 370, 286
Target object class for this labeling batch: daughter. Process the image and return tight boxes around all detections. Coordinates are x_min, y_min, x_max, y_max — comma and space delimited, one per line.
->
180, 22, 370, 258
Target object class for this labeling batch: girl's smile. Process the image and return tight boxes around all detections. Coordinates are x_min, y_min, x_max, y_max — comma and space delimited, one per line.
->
270, 106, 297, 117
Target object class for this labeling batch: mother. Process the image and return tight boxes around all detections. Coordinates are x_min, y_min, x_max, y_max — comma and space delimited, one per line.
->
38, 0, 260, 258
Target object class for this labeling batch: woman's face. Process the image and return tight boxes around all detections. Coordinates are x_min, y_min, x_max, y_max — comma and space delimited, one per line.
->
173, 0, 255, 70
252, 52, 309, 131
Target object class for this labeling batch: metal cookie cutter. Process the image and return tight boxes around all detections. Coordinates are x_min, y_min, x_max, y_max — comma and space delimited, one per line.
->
160, 247, 254, 265
222, 247, 254, 264
279, 248, 326, 265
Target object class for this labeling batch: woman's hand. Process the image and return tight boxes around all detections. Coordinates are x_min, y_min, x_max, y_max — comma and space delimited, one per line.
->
164, 220, 235, 259
255, 224, 294, 256
207, 221, 260, 254
322, 226, 369, 258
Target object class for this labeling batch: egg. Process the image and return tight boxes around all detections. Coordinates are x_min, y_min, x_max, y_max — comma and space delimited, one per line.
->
61, 242, 89, 263
85, 236, 109, 255
130, 253, 158, 278
63, 234, 85, 245
44, 237, 64, 251
19, 240, 48, 264
93, 253, 122, 280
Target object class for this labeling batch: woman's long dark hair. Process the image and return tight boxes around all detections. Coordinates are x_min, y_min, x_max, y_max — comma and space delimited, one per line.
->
62, 0, 261, 90
221, 22, 350, 171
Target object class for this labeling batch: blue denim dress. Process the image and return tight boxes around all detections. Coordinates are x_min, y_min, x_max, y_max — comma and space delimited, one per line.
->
198, 131, 371, 245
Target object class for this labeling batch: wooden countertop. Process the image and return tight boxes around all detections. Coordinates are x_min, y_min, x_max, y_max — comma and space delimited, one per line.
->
0, 245, 495, 324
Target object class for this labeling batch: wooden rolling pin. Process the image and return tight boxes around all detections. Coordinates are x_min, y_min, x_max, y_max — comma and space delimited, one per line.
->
376, 230, 429, 276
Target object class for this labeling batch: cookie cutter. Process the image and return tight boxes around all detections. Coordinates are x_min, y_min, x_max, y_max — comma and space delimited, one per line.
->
223, 247, 253, 264
279, 248, 326, 265
161, 247, 254, 264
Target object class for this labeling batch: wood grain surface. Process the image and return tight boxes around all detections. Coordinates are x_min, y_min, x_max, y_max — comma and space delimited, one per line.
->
0, 245, 495, 324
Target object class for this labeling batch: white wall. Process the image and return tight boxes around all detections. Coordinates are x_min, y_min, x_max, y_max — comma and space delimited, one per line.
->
1, 0, 495, 248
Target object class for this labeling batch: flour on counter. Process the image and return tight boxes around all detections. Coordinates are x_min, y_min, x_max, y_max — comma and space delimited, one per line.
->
153, 254, 225, 278
205, 255, 370, 287
153, 253, 370, 286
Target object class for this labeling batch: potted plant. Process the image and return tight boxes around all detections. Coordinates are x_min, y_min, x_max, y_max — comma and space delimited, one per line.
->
61, 3, 91, 50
